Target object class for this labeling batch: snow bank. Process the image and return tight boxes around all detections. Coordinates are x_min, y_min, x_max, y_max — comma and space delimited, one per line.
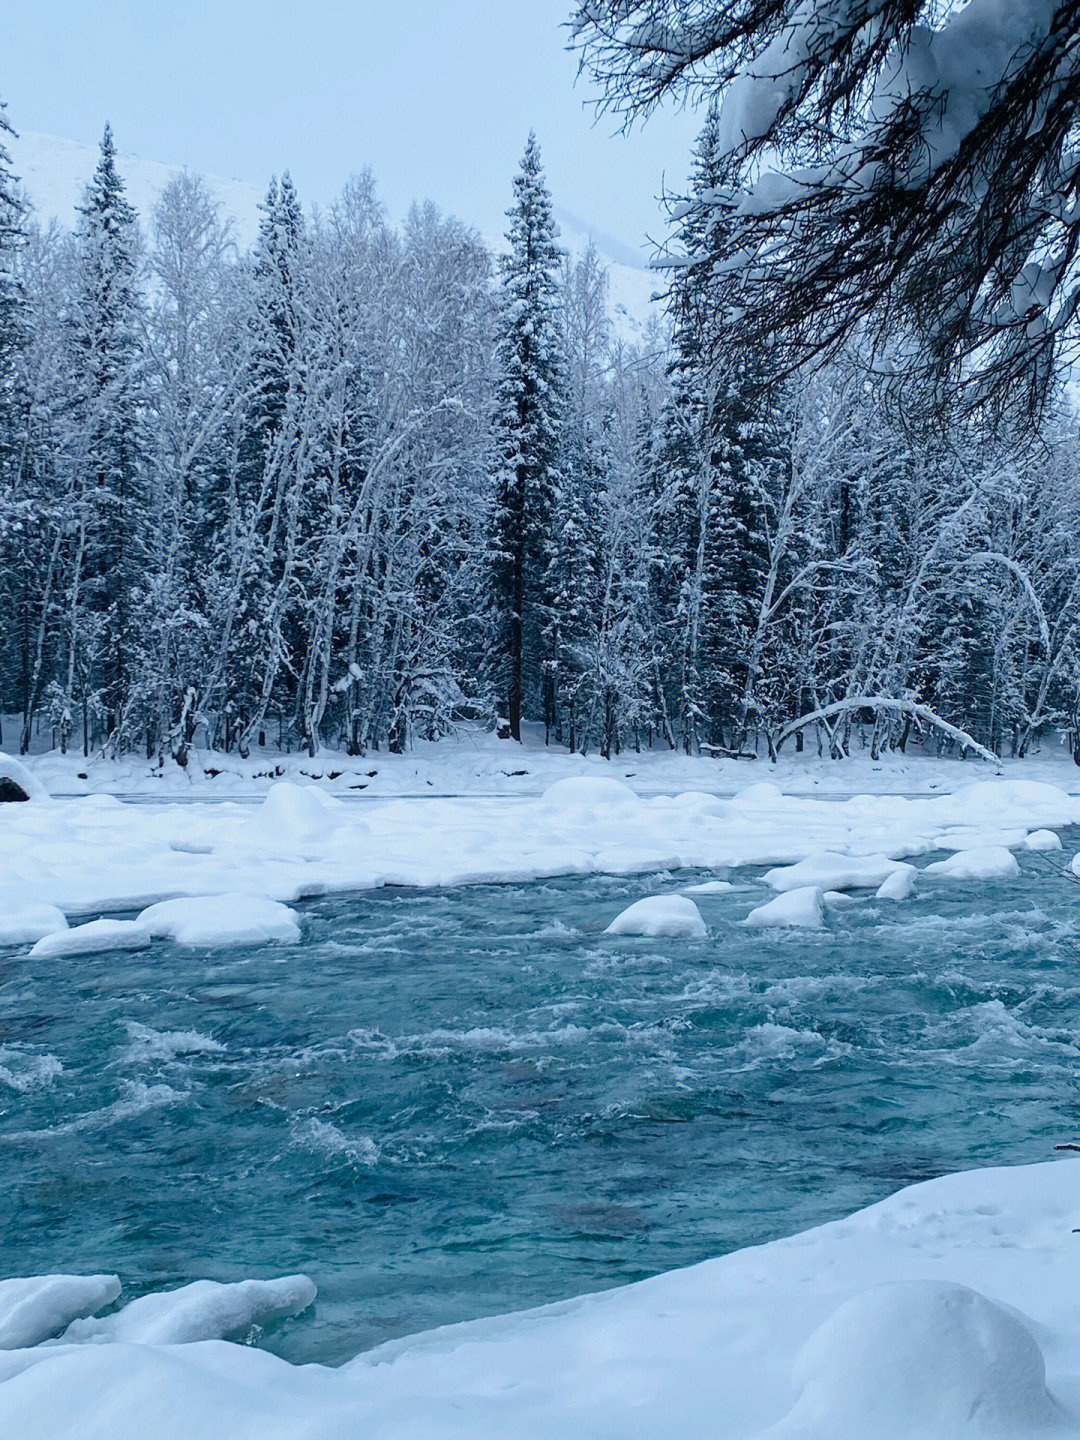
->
777, 1280, 1060, 1437
604, 895, 707, 939
0, 904, 67, 946
62, 1275, 316, 1346
0, 751, 46, 802
4, 1161, 1080, 1437
137, 895, 301, 947
745, 886, 824, 929
28, 918, 150, 959
925, 847, 1022, 881
0, 1274, 120, 1349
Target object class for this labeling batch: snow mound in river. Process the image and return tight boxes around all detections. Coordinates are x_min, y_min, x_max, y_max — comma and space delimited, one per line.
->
776, 1280, 1060, 1438
137, 894, 301, 946
258, 782, 343, 842
29, 918, 150, 959
0, 904, 68, 946
604, 895, 707, 938
745, 886, 824, 929
925, 847, 1021, 881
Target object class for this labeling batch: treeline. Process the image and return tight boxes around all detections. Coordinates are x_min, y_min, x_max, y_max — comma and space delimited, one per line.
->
2, 111, 1080, 763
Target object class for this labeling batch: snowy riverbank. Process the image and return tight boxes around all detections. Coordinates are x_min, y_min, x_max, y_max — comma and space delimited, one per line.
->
7, 740, 1080, 1436
2, 1160, 1080, 1438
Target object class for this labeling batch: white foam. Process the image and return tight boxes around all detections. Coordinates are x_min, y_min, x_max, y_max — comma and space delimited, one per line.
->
121, 1022, 225, 1064
292, 1117, 380, 1166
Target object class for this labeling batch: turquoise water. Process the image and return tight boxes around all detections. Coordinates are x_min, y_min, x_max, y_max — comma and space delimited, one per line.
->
3, 853, 1080, 1364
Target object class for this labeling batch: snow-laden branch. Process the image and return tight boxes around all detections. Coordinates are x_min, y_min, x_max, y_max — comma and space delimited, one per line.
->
775, 697, 1000, 764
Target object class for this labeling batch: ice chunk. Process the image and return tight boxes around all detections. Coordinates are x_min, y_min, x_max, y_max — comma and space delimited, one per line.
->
744, 886, 823, 928
762, 852, 909, 893
682, 880, 734, 895
0, 904, 68, 946
604, 895, 707, 939
61, 1275, 316, 1345
925, 847, 1021, 881
29, 919, 150, 959
137, 894, 301, 947
875, 866, 917, 901
776, 1281, 1059, 1436
0, 1274, 120, 1349
1026, 829, 1062, 852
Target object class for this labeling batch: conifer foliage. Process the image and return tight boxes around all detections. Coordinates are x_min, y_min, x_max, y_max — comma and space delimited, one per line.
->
490, 133, 564, 741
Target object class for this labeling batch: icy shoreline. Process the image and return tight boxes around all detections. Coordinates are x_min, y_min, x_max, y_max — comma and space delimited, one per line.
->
3, 1160, 1080, 1437
7, 742, 1080, 1435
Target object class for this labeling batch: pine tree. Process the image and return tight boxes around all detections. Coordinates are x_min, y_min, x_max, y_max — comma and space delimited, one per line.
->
66, 124, 147, 750
490, 133, 564, 741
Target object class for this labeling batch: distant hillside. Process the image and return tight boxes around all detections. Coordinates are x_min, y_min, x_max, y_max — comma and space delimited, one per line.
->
8, 130, 661, 344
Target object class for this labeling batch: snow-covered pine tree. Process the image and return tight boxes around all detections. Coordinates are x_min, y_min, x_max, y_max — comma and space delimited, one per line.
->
0, 99, 26, 749
64, 125, 147, 751
490, 133, 564, 742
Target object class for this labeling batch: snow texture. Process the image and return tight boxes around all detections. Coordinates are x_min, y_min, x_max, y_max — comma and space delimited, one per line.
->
0, 1275, 120, 1350
61, 1275, 316, 1346
925, 847, 1022, 881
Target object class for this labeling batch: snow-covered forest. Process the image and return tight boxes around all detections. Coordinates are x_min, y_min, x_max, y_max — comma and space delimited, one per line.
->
4, 102, 1080, 766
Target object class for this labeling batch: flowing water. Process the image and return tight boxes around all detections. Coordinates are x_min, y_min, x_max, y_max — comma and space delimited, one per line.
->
4, 852, 1080, 1364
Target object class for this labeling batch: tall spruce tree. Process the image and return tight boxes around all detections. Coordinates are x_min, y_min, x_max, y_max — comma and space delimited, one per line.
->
0, 101, 25, 749
67, 124, 146, 750
490, 133, 564, 741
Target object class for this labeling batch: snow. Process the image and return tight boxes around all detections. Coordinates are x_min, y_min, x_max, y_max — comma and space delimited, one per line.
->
1027, 829, 1063, 852
0, 751, 45, 801
761, 852, 910, 894
925, 847, 1023, 881
682, 879, 734, 894
745, 886, 824, 929
0, 904, 68, 946
28, 918, 150, 959
60, 1276, 317, 1346
0, 1275, 120, 1350
876, 866, 917, 901
5, 1161, 1080, 1437
604, 895, 707, 938
137, 895, 302, 947
3, 749, 1078, 940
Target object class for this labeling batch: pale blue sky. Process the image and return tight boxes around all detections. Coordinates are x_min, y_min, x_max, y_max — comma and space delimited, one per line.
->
3, 1, 700, 257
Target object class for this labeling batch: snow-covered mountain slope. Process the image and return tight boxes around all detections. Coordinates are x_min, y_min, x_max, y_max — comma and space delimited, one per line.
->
10, 130, 264, 251
9, 131, 661, 342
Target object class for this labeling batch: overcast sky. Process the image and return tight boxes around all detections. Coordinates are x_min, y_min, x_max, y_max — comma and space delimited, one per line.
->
3, 0, 701, 259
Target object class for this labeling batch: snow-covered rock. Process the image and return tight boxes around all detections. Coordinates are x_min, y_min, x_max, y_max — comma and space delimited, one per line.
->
28, 918, 150, 959
61, 1275, 316, 1346
137, 894, 301, 947
538, 775, 642, 818
0, 752, 45, 802
744, 886, 824, 929
682, 879, 734, 895
604, 895, 707, 939
0, 1274, 120, 1349
1026, 829, 1063, 852
0, 904, 68, 946
925, 847, 1021, 881
776, 1280, 1059, 1437
875, 866, 917, 901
